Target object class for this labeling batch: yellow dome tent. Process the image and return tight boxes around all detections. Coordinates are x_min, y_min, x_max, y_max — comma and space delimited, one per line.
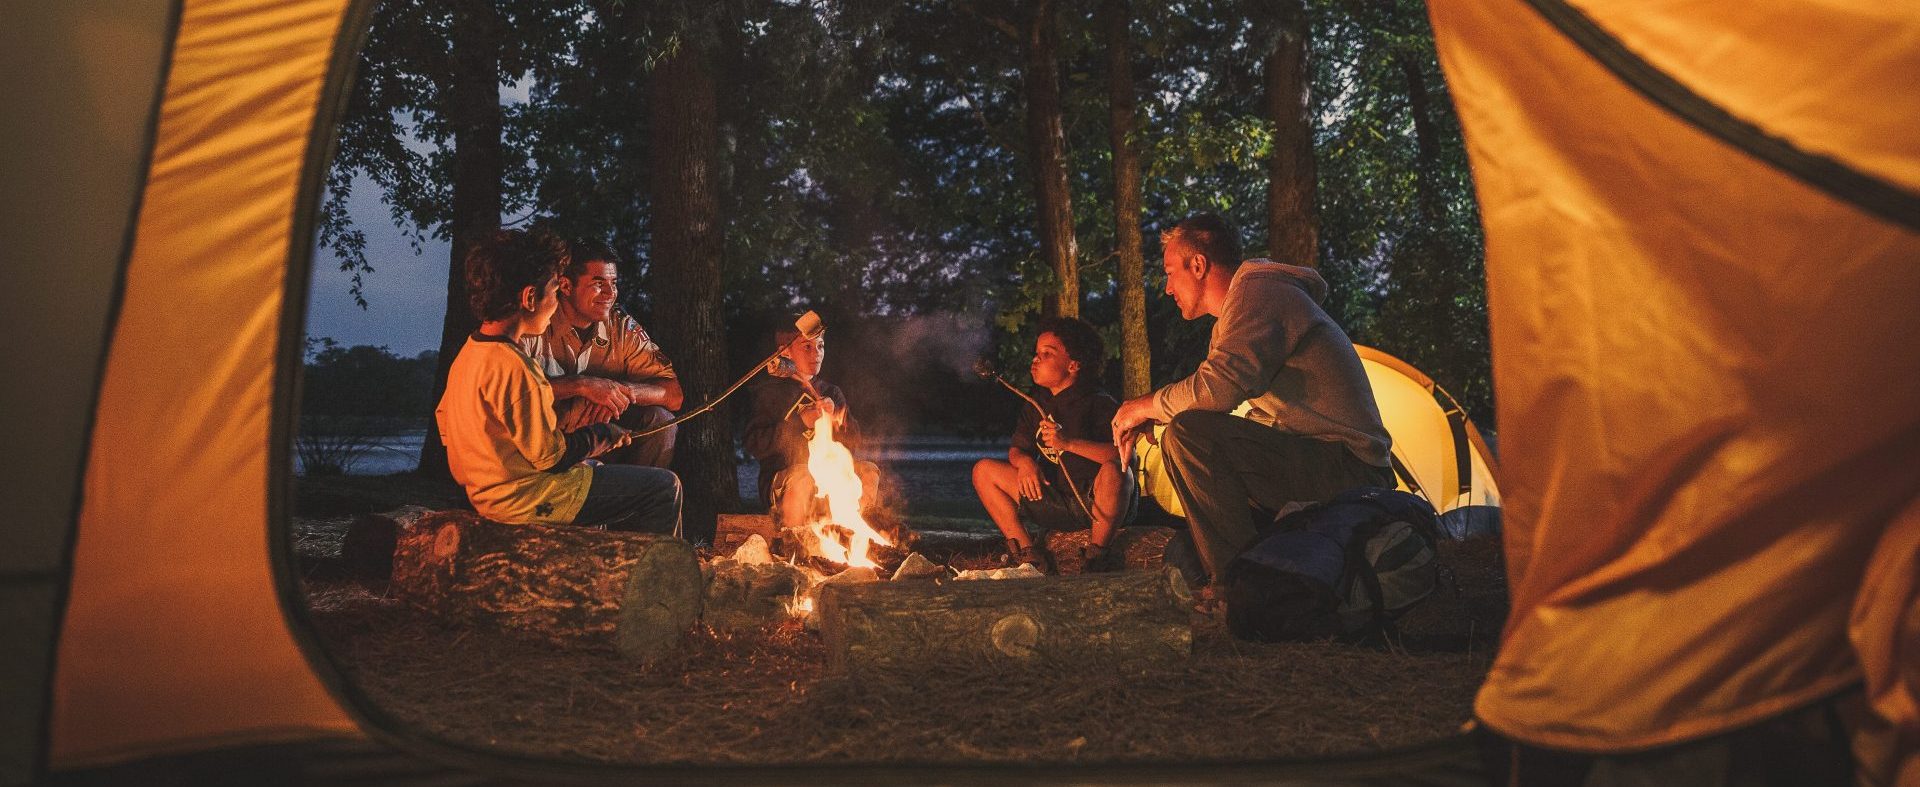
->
1135, 344, 1501, 540
4, 0, 1914, 783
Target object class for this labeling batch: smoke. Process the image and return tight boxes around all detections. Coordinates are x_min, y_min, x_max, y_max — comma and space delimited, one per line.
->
883, 313, 992, 378
826, 311, 1004, 442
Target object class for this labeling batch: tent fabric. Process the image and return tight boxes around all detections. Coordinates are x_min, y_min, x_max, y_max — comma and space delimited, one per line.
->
1351, 346, 1498, 521
1545, 0, 1920, 214
1427, 0, 1920, 770
1850, 500, 1920, 786
1134, 346, 1499, 524
50, 0, 360, 767
0, 3, 174, 783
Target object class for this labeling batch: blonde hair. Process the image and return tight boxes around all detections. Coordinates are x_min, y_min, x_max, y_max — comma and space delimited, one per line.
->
1161, 213, 1243, 270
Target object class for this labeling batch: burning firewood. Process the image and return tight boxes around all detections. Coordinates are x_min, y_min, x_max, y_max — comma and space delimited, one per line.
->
816, 567, 1193, 673
389, 510, 703, 662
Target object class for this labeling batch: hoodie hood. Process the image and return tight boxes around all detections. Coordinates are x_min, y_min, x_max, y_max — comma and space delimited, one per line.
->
1241, 258, 1329, 304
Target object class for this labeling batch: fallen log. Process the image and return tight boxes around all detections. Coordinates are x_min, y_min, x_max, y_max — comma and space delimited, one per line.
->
901, 528, 1004, 563
389, 510, 702, 662
1046, 526, 1177, 574
817, 566, 1192, 673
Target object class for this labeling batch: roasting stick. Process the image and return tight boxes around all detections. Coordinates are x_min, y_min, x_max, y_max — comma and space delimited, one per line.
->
627, 311, 826, 439
973, 360, 1096, 523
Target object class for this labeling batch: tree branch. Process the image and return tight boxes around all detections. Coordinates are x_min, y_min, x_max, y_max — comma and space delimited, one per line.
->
955, 0, 1020, 40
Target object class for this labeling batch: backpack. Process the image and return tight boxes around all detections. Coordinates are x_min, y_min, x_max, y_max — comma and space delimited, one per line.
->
1222, 487, 1440, 642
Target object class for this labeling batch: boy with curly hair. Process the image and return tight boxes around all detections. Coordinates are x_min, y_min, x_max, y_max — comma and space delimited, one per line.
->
434, 227, 682, 534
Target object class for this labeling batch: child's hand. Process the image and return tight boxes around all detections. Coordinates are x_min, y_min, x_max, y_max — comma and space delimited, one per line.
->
1037, 419, 1065, 451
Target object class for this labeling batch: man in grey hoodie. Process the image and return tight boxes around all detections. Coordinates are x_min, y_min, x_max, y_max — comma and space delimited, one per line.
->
1112, 213, 1393, 592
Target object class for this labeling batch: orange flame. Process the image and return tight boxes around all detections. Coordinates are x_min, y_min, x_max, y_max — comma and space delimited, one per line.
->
802, 410, 891, 568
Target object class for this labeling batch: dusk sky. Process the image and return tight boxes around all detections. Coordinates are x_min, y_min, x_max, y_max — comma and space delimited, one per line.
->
305, 174, 449, 357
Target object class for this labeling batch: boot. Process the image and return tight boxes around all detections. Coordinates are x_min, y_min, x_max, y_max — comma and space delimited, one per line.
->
1081, 541, 1122, 573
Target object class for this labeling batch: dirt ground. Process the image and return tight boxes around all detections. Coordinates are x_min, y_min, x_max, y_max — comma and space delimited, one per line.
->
292, 472, 1508, 767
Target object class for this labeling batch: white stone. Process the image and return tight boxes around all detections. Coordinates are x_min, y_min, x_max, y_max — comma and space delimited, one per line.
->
732, 533, 773, 565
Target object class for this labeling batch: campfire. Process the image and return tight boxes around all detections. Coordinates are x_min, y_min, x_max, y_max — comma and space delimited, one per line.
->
794, 411, 891, 569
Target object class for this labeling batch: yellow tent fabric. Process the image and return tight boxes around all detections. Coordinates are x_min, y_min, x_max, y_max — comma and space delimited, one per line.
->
1135, 345, 1498, 523
51, 0, 360, 767
1427, 0, 1920, 779
1352, 346, 1498, 519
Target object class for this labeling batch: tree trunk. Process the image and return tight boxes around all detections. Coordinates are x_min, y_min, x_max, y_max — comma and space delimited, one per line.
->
418, 0, 503, 478
1023, 0, 1079, 318
1265, 0, 1319, 268
818, 567, 1192, 673
1102, 0, 1150, 398
1400, 50, 1445, 227
389, 511, 704, 662
649, 29, 739, 545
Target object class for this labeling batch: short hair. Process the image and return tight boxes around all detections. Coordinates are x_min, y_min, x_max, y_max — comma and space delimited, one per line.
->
773, 318, 818, 352
464, 227, 569, 323
1035, 315, 1105, 380
566, 237, 622, 278
1160, 213, 1243, 272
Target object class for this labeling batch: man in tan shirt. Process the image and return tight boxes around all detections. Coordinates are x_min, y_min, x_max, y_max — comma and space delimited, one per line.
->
520, 239, 683, 469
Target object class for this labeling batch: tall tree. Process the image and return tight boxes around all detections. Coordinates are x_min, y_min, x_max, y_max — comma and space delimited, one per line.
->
418, 0, 507, 478
1023, 0, 1079, 317
1101, 0, 1149, 397
649, 24, 738, 541
1264, 0, 1317, 268
968, 0, 1080, 318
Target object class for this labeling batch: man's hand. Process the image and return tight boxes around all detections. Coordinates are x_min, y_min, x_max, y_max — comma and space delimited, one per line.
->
556, 399, 618, 432
576, 376, 634, 413
1111, 393, 1160, 464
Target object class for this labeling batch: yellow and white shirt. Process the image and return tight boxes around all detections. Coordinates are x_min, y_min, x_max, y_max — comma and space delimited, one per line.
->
435, 334, 591, 525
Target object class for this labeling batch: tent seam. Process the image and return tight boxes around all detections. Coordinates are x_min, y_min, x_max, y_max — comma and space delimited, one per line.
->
1519, 0, 1920, 234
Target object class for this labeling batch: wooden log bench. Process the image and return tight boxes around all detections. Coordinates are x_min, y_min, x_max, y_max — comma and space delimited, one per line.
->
388, 510, 703, 662
817, 566, 1193, 673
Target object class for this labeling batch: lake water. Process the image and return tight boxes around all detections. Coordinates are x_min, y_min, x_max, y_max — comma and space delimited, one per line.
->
298, 433, 1007, 517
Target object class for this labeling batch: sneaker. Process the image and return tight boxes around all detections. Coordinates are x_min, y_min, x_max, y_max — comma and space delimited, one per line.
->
1002, 539, 1056, 575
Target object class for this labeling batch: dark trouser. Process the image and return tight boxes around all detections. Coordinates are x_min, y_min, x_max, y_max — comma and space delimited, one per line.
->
572, 464, 682, 537
1160, 410, 1392, 585
608, 404, 676, 468
1476, 690, 1859, 787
